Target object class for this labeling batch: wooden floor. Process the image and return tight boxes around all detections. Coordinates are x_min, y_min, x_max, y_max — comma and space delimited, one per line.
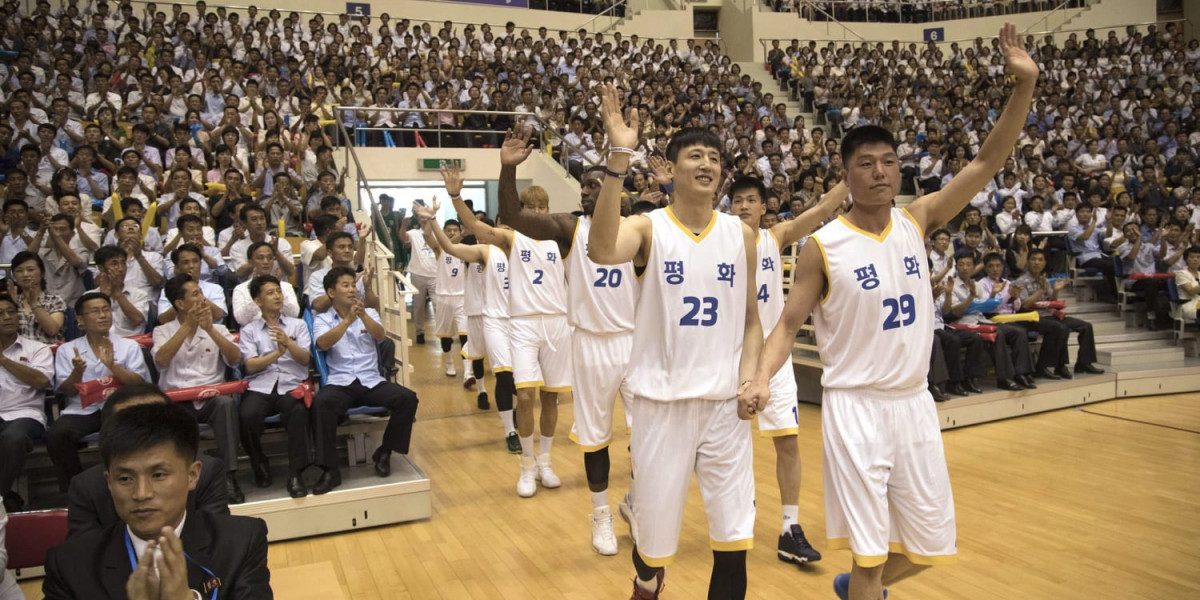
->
19, 338, 1200, 599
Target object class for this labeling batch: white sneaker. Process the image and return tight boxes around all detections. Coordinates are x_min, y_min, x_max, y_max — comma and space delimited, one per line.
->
517, 457, 537, 497
535, 454, 561, 488
445, 361, 456, 377
619, 492, 639, 544
591, 506, 619, 555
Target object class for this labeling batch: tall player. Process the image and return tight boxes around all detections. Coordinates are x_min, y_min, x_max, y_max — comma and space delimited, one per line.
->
730, 175, 846, 567
494, 128, 639, 556
590, 84, 762, 599
442, 177, 569, 498
424, 216, 471, 380
743, 24, 1037, 600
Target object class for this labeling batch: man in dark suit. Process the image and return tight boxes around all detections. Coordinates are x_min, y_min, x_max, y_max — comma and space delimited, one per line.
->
66, 383, 230, 539
44, 400, 272, 599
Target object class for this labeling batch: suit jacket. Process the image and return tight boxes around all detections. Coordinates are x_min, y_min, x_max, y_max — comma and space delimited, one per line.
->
66, 454, 229, 539
43, 510, 272, 600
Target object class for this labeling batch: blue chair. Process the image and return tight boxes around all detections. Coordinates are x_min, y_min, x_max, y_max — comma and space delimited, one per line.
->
82, 270, 96, 291
63, 308, 79, 341
303, 309, 386, 418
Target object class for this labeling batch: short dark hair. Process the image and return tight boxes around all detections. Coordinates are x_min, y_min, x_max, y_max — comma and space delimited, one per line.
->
171, 243, 203, 265
176, 214, 203, 230
1028, 249, 1048, 262
728, 176, 768, 202
964, 224, 983, 235
94, 245, 127, 266
100, 402, 199, 468
319, 195, 343, 210
164, 274, 195, 309
8, 251, 45, 289
311, 214, 338, 239
240, 204, 267, 221
0, 294, 16, 311
840, 125, 897, 163
953, 249, 975, 263
1184, 246, 1200, 260
323, 265, 357, 293
246, 240, 274, 262
325, 231, 354, 250
665, 127, 722, 162
931, 228, 951, 240
249, 274, 281, 300
75, 291, 112, 315
982, 252, 1004, 266
100, 382, 170, 420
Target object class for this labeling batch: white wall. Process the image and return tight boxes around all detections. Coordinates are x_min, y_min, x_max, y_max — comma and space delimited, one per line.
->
344, 147, 584, 216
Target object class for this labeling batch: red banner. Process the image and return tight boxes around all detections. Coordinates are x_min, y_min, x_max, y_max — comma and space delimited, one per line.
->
164, 381, 250, 403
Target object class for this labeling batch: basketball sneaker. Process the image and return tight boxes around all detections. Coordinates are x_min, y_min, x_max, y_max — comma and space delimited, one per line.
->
505, 431, 522, 454
476, 391, 490, 410
517, 456, 537, 497
629, 570, 664, 600
778, 524, 822, 565
445, 361, 456, 377
463, 374, 477, 389
833, 573, 887, 600
535, 454, 561, 488
591, 506, 619, 555
618, 492, 639, 544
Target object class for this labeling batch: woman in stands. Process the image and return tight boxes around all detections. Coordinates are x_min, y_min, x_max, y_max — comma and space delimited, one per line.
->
5, 251, 66, 344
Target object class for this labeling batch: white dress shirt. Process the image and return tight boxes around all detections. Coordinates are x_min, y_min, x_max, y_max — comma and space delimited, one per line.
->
239, 316, 310, 394
152, 320, 237, 407
55, 334, 151, 414
0, 335, 53, 426
232, 279, 299, 326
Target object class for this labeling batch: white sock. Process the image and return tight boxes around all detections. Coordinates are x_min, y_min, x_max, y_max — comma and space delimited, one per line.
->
539, 435, 554, 455
782, 505, 799, 534
591, 489, 608, 509
520, 435, 534, 458
636, 576, 658, 593
462, 357, 470, 375
499, 409, 515, 433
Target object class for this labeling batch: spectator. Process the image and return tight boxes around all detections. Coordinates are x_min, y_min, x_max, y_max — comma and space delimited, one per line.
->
31, 214, 91, 305
1068, 204, 1117, 301
306, 232, 377, 313
233, 242, 300, 326
311, 267, 418, 494
980, 252, 1070, 381
948, 252, 1037, 391
157, 244, 227, 325
66, 382, 229, 539
43, 402, 271, 599
152, 274, 245, 503
0, 293, 53, 514
1176, 246, 1200, 321
0, 199, 36, 271
227, 205, 296, 283
1015, 249, 1105, 375
238, 275, 312, 498
4, 251, 66, 343
47, 291, 151, 490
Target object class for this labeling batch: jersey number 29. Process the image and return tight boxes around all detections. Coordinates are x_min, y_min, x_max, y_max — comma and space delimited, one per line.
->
881, 294, 916, 331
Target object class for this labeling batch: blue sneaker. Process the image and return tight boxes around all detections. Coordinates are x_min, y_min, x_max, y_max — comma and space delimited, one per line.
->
833, 573, 887, 599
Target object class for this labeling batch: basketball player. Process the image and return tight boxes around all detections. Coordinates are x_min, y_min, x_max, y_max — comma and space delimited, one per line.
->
441, 174, 570, 498
742, 24, 1037, 600
495, 127, 639, 556
590, 84, 762, 599
730, 175, 846, 567
413, 172, 521, 454
425, 217, 471, 379
402, 204, 438, 345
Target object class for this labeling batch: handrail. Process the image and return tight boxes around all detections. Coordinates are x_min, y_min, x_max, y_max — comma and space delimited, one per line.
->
756, 19, 1180, 50
580, 0, 628, 34
1027, 0, 1085, 35
800, 0, 865, 41
776, 0, 1088, 25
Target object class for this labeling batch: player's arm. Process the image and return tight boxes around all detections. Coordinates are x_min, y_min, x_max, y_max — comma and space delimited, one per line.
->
738, 222, 765, 419
416, 200, 488, 264
450, 192, 513, 253
496, 128, 576, 244
589, 83, 651, 266
907, 24, 1037, 232
742, 241, 824, 410
770, 181, 848, 247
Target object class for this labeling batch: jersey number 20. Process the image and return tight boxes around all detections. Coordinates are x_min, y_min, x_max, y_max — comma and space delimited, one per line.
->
681, 296, 718, 327
593, 267, 623, 288
882, 294, 916, 331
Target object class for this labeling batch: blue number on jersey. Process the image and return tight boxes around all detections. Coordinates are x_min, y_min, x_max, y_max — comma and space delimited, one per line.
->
451, 267, 459, 277
757, 283, 770, 303
680, 296, 718, 326
533, 269, 544, 284
593, 267, 623, 288
881, 294, 917, 330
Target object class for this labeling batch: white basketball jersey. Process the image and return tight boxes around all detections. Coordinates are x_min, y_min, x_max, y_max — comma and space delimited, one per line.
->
566, 216, 639, 334
810, 208, 933, 391
406, 229, 438, 278
435, 252, 466, 296
628, 208, 747, 402
508, 231, 567, 317
464, 254, 486, 317
755, 229, 785, 335
481, 245, 510, 318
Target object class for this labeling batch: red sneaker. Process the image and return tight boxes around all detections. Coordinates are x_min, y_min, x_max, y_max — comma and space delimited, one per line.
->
629, 570, 665, 600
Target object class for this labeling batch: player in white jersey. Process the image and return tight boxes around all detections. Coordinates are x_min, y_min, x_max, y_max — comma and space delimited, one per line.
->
425, 217, 471, 379
496, 127, 639, 556
402, 214, 438, 344
445, 175, 570, 499
729, 175, 846, 567
744, 24, 1037, 600
590, 85, 763, 600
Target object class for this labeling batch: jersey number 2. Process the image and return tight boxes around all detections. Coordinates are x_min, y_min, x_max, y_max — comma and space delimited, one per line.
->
532, 269, 544, 284
593, 267, 623, 288
882, 294, 916, 331
681, 296, 718, 327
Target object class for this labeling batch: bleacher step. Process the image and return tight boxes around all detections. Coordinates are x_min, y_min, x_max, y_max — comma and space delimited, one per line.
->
1097, 345, 1186, 367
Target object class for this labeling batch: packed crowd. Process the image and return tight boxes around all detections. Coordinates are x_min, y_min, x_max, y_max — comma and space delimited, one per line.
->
768, 0, 1081, 22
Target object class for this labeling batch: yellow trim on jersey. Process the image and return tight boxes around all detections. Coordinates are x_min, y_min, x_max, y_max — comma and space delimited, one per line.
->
767, 228, 783, 251
710, 538, 754, 552
492, 366, 513, 373
562, 216, 582, 261
888, 542, 958, 565
811, 235, 832, 306
636, 547, 675, 568
542, 385, 572, 393
515, 380, 545, 390
900, 207, 925, 239
568, 431, 611, 452
436, 334, 456, 339
758, 426, 800, 438
664, 205, 717, 242
461, 351, 486, 360
837, 214, 893, 243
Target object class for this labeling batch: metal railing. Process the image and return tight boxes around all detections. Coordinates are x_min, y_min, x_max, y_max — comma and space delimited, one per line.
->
767, 0, 1087, 23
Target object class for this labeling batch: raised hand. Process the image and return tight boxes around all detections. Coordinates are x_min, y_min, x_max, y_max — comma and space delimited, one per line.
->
998, 22, 1039, 85
439, 162, 464, 196
413, 197, 438, 224
154, 527, 191, 600
71, 348, 87, 373
125, 539, 161, 600
499, 127, 534, 167
95, 338, 115, 368
599, 82, 638, 151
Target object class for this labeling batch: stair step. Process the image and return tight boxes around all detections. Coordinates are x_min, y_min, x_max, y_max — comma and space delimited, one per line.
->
1066, 302, 1119, 316
1098, 345, 1185, 367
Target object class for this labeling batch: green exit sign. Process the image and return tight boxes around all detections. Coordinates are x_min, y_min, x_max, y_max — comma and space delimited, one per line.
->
418, 158, 464, 171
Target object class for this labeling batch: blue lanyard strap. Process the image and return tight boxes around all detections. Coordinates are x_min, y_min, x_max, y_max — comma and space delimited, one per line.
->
124, 529, 220, 600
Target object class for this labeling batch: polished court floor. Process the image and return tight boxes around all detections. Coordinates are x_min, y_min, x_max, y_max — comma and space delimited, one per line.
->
19, 339, 1200, 599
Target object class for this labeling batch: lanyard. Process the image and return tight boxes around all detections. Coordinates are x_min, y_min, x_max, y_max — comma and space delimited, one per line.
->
124, 529, 220, 600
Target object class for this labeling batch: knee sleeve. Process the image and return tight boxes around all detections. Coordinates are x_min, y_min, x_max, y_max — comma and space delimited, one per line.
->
472, 359, 484, 378
632, 545, 661, 582
495, 371, 515, 412
709, 550, 748, 600
459, 334, 467, 346
441, 337, 453, 352
583, 447, 611, 488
